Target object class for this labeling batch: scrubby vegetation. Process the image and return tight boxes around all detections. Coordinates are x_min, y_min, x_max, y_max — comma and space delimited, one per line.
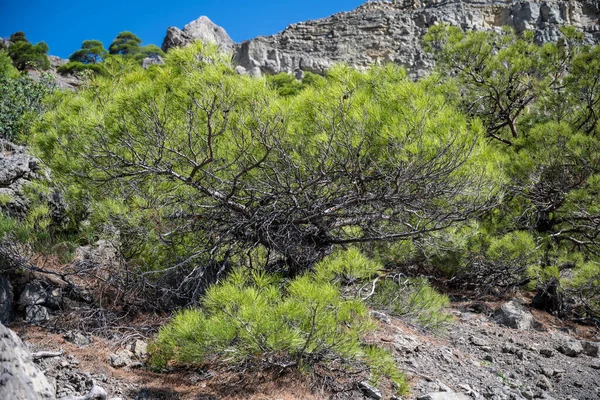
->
151, 249, 409, 395
424, 25, 600, 318
2, 23, 600, 397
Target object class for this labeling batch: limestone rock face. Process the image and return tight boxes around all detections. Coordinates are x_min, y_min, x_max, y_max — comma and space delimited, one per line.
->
162, 16, 235, 53
0, 140, 41, 218
165, 1, 600, 78
0, 321, 55, 399
231, 0, 600, 78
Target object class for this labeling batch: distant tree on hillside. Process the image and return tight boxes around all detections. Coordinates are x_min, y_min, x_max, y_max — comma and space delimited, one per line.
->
69, 40, 107, 64
6, 32, 50, 71
109, 31, 142, 56
9, 31, 27, 43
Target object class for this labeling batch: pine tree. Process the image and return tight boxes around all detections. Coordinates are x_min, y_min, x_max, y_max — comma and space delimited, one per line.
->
69, 40, 107, 64
108, 31, 141, 56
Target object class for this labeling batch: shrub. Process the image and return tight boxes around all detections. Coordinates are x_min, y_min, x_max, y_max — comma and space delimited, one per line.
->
266, 71, 327, 97
0, 73, 55, 142
150, 249, 409, 395
369, 277, 452, 330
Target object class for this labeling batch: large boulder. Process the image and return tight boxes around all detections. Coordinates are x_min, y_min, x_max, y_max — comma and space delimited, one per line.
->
0, 321, 55, 399
553, 333, 584, 357
493, 300, 535, 330
161, 16, 235, 53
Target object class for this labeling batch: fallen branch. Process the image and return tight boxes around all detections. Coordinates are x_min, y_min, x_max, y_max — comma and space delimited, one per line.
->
31, 350, 64, 360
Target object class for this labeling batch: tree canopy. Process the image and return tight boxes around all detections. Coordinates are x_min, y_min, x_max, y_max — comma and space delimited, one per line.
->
6, 32, 50, 71
69, 40, 107, 64
108, 31, 142, 56
32, 43, 494, 296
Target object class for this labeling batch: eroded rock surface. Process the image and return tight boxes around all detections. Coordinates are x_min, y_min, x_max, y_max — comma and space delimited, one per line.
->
0, 321, 55, 399
0, 140, 41, 218
162, 16, 235, 53
164, 1, 600, 78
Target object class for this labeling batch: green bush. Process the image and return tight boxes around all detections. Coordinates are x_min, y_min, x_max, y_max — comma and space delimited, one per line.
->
150, 249, 409, 395
267, 71, 327, 97
0, 73, 54, 142
369, 277, 452, 330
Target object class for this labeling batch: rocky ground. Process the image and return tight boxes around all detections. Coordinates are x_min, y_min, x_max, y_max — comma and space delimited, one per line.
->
3, 296, 597, 400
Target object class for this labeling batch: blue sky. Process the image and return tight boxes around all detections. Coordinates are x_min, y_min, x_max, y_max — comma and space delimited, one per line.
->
1, 1, 365, 59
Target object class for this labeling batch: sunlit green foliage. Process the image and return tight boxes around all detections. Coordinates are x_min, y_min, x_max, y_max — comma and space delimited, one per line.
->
31, 42, 491, 291
426, 25, 600, 316
266, 71, 326, 96
0, 50, 19, 78
369, 277, 452, 330
150, 249, 408, 395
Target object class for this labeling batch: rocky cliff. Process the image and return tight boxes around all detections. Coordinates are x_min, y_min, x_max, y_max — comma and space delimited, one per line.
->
163, 0, 600, 77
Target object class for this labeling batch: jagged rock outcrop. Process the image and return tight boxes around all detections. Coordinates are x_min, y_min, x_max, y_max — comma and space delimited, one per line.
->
0, 321, 55, 399
233, 0, 600, 77
0, 140, 41, 218
162, 16, 235, 53
164, 1, 600, 77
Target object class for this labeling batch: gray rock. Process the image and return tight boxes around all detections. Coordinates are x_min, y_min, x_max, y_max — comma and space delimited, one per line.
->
0, 276, 13, 323
130, 340, 148, 359
109, 350, 133, 368
556, 339, 584, 357
162, 16, 235, 53
493, 300, 535, 330
0, 140, 41, 218
417, 393, 471, 400
141, 56, 164, 69
247, 67, 262, 78
19, 282, 61, 310
591, 359, 600, 369
470, 336, 490, 346
227, 0, 600, 78
64, 332, 91, 347
0, 321, 55, 399
370, 310, 392, 324
535, 375, 552, 390
539, 348, 554, 357
394, 333, 420, 353
20, 283, 48, 306
581, 341, 599, 357
58, 385, 107, 400
26, 305, 50, 323
359, 381, 382, 400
